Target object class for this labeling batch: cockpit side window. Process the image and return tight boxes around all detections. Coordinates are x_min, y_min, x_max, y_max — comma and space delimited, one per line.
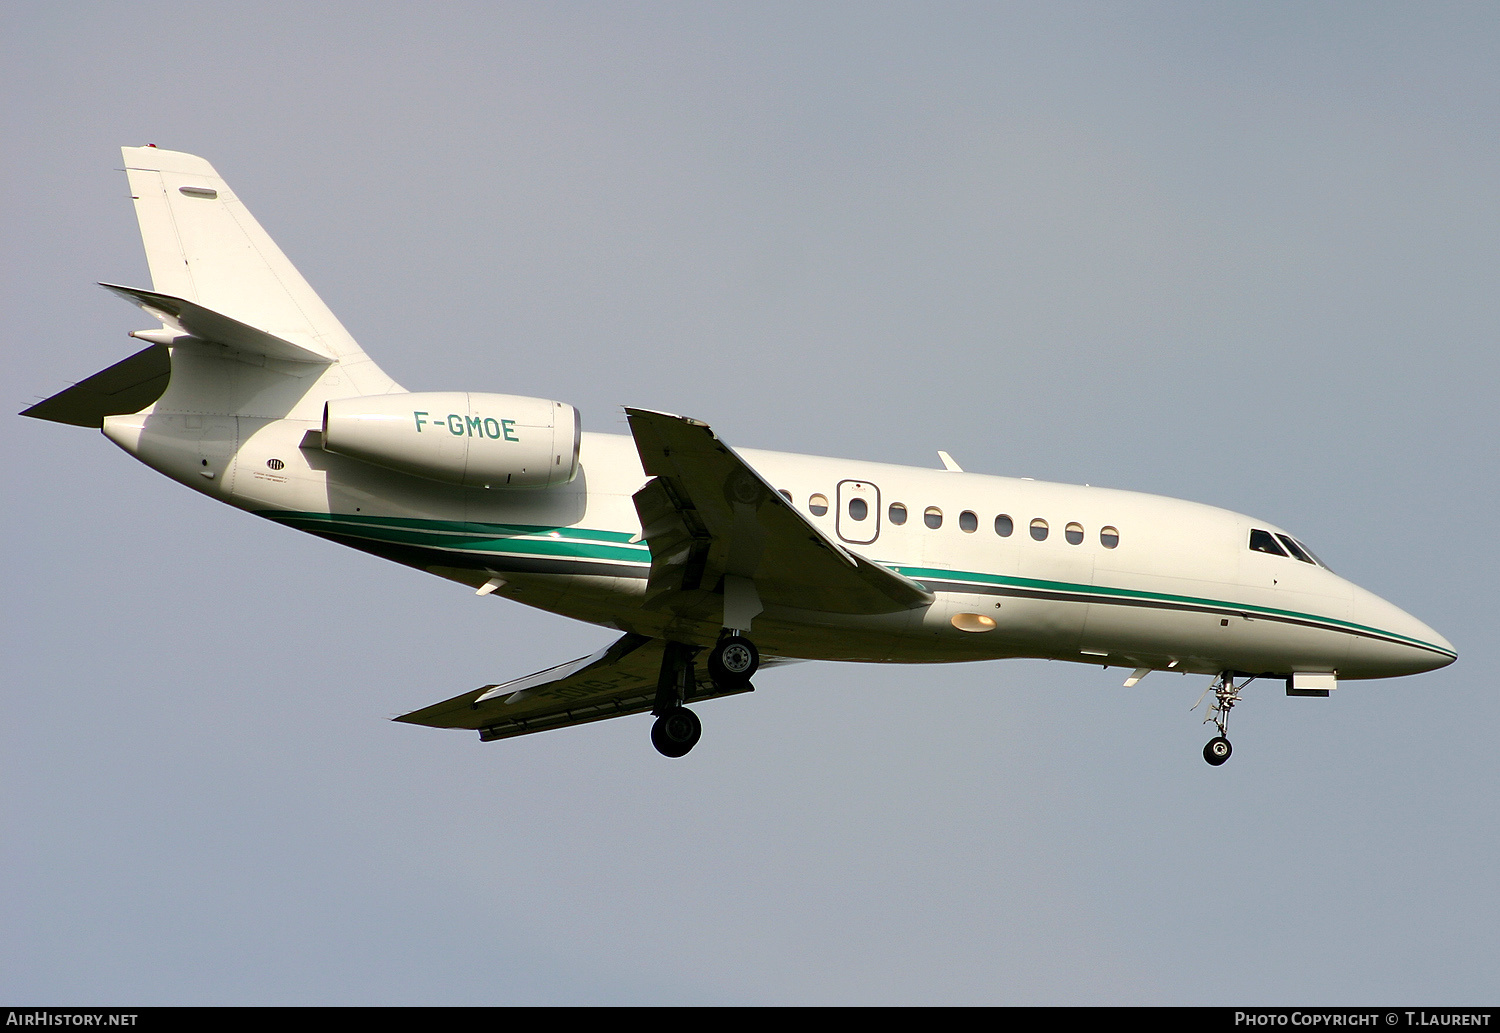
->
1276, 533, 1316, 565
1249, 529, 1287, 556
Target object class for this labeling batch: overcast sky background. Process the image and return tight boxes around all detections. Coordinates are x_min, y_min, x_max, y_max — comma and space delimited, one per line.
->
4, 1, 1496, 1005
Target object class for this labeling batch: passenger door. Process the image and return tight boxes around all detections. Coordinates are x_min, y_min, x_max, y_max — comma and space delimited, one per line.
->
836, 479, 881, 545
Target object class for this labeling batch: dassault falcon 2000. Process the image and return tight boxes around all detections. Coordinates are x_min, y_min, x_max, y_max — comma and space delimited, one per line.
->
24, 147, 1456, 764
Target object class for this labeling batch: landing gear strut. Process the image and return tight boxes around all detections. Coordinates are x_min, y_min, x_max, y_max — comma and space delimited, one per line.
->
650, 640, 701, 758
1194, 672, 1255, 766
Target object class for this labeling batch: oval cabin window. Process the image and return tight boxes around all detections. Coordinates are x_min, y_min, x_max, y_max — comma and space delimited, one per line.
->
995, 514, 1014, 537
959, 510, 978, 533
1065, 522, 1084, 545
809, 494, 829, 517
888, 503, 908, 525
1100, 526, 1119, 549
924, 507, 943, 529
848, 498, 868, 521
1030, 518, 1049, 541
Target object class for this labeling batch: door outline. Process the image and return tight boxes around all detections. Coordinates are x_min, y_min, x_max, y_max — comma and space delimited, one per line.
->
836, 479, 881, 545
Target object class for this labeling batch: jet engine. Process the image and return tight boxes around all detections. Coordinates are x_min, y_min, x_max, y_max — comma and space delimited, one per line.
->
322, 392, 580, 488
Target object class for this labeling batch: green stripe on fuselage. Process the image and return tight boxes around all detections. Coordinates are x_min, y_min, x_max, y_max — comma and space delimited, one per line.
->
888, 565, 1453, 658
260, 510, 650, 564
255, 511, 1451, 659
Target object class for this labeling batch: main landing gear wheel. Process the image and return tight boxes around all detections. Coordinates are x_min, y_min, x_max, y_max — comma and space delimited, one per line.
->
651, 707, 701, 758
707, 635, 759, 685
1203, 736, 1232, 766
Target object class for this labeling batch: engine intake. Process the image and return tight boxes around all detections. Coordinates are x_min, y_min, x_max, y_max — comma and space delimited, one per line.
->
322, 392, 580, 488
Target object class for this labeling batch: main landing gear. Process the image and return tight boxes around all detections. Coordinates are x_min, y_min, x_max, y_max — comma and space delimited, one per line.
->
1194, 671, 1255, 766
651, 706, 701, 758
707, 634, 759, 686
649, 633, 761, 758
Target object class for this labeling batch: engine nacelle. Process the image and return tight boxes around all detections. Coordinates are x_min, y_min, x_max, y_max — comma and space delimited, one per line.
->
322, 392, 581, 488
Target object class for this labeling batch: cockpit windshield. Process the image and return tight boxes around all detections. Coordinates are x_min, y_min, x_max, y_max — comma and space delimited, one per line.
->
1293, 537, 1332, 572
1248, 528, 1333, 571
1276, 533, 1315, 564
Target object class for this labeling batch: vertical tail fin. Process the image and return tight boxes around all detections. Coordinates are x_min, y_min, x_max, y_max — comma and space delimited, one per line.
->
120, 145, 400, 398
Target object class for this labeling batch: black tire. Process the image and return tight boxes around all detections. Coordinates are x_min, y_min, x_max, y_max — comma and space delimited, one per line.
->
651, 707, 701, 758
708, 635, 759, 685
1203, 736, 1232, 766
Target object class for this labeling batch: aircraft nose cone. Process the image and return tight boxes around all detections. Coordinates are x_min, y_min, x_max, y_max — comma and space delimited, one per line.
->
1347, 585, 1456, 678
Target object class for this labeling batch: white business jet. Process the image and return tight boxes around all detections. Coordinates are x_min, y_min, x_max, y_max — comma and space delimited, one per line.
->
24, 147, 1456, 765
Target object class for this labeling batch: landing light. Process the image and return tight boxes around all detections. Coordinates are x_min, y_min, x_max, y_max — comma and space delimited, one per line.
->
951, 613, 996, 633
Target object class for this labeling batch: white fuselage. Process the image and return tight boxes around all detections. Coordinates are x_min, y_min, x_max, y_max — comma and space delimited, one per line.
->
101, 413, 1456, 683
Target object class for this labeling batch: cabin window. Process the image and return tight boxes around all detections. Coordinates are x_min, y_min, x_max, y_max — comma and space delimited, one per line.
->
777, 489, 792, 502
959, 510, 978, 533
1100, 526, 1120, 549
1276, 533, 1315, 564
995, 514, 1014, 537
848, 498, 868, 521
924, 507, 943, 529
1065, 522, 1084, 545
1030, 518, 1049, 541
888, 502, 908, 525
809, 494, 829, 517
1248, 529, 1286, 556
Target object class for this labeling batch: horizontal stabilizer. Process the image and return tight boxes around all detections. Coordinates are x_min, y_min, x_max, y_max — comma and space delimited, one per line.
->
100, 283, 335, 364
20, 344, 170, 427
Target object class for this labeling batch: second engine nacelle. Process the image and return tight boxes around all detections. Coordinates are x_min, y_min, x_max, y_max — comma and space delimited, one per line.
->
322, 392, 581, 488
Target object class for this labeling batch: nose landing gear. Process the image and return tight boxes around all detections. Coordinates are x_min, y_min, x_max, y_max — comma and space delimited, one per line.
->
1194, 672, 1255, 766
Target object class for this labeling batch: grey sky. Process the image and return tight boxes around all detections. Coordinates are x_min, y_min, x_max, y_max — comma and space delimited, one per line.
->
4, 1, 1496, 1004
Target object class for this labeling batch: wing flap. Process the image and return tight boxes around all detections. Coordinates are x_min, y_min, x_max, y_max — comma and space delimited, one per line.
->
626, 408, 932, 617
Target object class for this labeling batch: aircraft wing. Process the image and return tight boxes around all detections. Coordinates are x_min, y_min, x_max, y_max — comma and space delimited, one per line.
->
394, 633, 754, 741
626, 408, 933, 618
